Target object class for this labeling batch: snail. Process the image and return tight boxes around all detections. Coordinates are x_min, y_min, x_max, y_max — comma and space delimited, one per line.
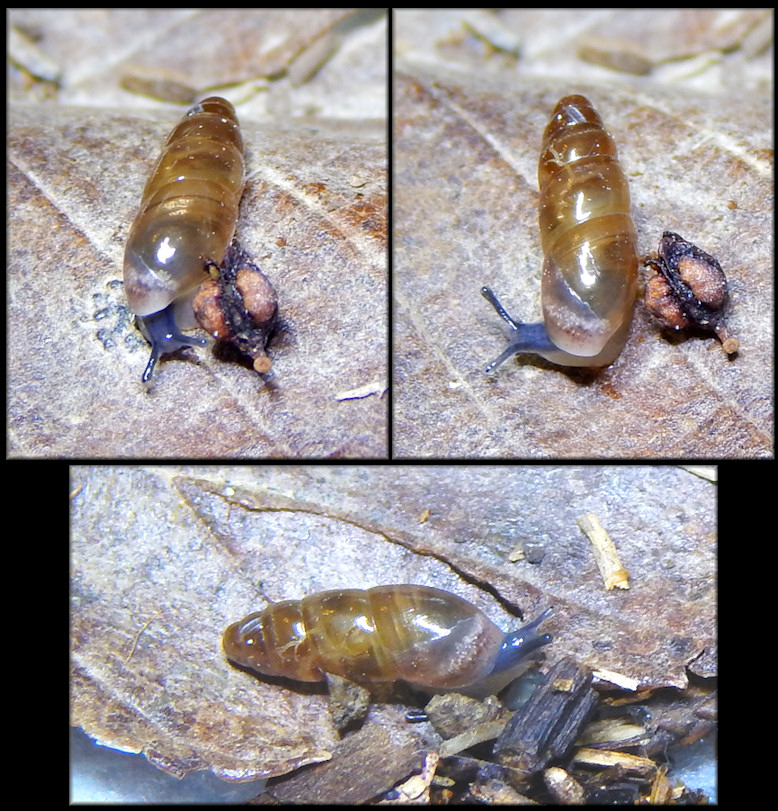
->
123, 97, 245, 382
223, 585, 553, 693
481, 94, 638, 372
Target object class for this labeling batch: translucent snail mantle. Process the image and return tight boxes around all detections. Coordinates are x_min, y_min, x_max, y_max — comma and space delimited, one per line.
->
223, 585, 553, 692
481, 94, 638, 372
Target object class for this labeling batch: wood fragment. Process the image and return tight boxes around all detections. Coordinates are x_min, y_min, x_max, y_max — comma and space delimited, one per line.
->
577, 718, 649, 748
570, 747, 657, 778
466, 776, 533, 804
591, 668, 641, 691
493, 658, 598, 779
439, 720, 507, 758
576, 513, 630, 590
267, 722, 421, 805
384, 751, 439, 803
544, 765, 586, 804
648, 764, 685, 803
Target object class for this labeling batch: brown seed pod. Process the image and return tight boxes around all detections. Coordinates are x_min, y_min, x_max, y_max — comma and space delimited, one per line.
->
481, 95, 638, 372
123, 97, 245, 381
644, 231, 738, 355
192, 243, 278, 374
224, 585, 553, 692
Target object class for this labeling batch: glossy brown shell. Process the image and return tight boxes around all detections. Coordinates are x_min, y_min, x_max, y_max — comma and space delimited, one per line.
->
223, 585, 506, 690
537, 95, 638, 363
123, 97, 245, 317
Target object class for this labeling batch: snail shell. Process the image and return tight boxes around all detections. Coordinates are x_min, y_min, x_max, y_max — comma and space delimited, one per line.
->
123, 97, 245, 381
482, 94, 638, 371
223, 585, 552, 691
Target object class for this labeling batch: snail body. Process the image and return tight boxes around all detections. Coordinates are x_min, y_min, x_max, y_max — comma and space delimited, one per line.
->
123, 97, 245, 381
482, 94, 638, 372
223, 585, 552, 691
